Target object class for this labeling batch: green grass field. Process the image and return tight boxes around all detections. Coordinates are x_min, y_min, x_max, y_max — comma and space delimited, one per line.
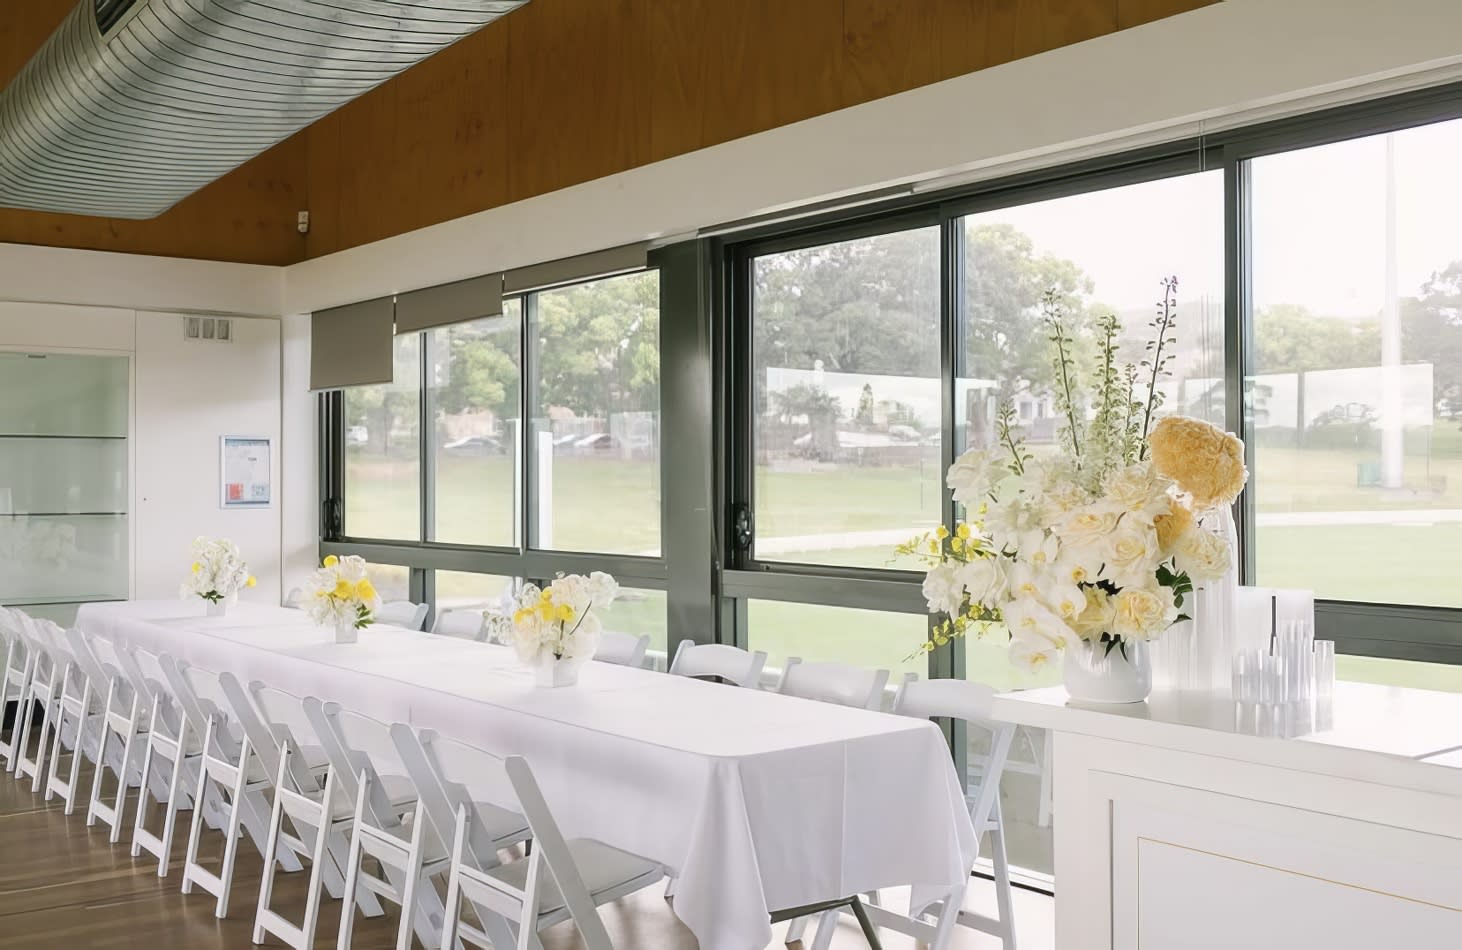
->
346, 442, 1462, 693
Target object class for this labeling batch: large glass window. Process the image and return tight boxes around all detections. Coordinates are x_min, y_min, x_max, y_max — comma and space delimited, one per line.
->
529, 272, 661, 556
750, 227, 942, 569
429, 303, 522, 547
344, 335, 422, 541
435, 570, 517, 613
598, 587, 668, 656
747, 599, 929, 680
958, 172, 1225, 461
1249, 119, 1462, 607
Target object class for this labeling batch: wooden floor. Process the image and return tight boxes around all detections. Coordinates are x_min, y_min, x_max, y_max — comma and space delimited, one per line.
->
0, 748, 1053, 949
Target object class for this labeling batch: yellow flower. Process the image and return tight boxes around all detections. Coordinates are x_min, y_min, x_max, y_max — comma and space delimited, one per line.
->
956, 523, 971, 540
513, 609, 531, 625
537, 603, 555, 621
556, 605, 575, 622
1154, 499, 1194, 554
245, 576, 257, 588
935, 525, 950, 540
950, 536, 964, 552
333, 578, 353, 598
323, 555, 339, 568
1149, 415, 1247, 511
927, 539, 939, 554
190, 562, 201, 574
355, 579, 376, 601
539, 589, 553, 604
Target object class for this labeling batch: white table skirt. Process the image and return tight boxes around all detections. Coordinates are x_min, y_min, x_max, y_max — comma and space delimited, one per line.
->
77, 601, 976, 950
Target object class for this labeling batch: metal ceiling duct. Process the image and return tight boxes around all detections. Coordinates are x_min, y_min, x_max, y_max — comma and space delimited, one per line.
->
0, 0, 529, 219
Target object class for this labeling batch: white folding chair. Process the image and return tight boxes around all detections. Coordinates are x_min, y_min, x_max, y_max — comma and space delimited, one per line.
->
84, 630, 162, 843
432, 609, 487, 641
12, 618, 63, 791
130, 649, 209, 876
667, 641, 767, 688
0, 608, 36, 773
593, 631, 650, 668
312, 700, 529, 950
284, 587, 306, 608
776, 657, 898, 710
795, 679, 1017, 950
44, 627, 118, 815
392, 724, 666, 950
377, 601, 430, 631
175, 664, 303, 918
244, 681, 386, 950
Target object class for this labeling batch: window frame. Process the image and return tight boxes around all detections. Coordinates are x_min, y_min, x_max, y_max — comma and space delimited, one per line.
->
319, 83, 1462, 674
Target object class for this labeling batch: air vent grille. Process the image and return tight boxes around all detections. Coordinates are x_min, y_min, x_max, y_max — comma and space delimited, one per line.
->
93, 0, 138, 35
184, 317, 233, 343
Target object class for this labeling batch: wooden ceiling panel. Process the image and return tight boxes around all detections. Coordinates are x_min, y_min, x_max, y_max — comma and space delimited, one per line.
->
0, 0, 1217, 265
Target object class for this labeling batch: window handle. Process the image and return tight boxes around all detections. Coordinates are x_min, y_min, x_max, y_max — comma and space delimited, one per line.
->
732, 504, 754, 553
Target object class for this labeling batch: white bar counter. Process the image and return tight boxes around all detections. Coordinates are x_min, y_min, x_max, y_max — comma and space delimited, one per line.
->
993, 683, 1462, 949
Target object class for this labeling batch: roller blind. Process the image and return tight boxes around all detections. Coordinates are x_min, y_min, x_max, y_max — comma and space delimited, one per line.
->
394, 272, 504, 335
309, 296, 395, 391
503, 242, 649, 295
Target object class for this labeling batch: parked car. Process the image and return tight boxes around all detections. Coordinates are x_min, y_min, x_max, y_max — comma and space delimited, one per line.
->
442, 435, 506, 456
346, 425, 368, 446
573, 433, 617, 452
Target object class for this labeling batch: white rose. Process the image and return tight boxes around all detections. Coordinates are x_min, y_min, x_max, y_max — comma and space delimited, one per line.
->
984, 494, 1050, 554
1101, 524, 1161, 588
1102, 461, 1174, 524
1110, 585, 1178, 641
947, 447, 1009, 506
1172, 527, 1232, 581
1053, 503, 1121, 550
955, 557, 1007, 607
922, 562, 965, 616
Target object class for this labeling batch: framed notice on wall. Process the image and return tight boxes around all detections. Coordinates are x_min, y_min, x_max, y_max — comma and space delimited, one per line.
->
220, 436, 272, 509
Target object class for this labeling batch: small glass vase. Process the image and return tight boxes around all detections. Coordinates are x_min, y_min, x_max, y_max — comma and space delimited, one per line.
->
205, 600, 227, 618
533, 656, 581, 688
334, 617, 359, 645
1064, 637, 1152, 704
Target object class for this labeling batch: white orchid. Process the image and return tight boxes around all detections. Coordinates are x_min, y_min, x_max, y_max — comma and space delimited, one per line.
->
921, 562, 967, 616
512, 572, 619, 666
305, 555, 381, 630
946, 446, 1010, 506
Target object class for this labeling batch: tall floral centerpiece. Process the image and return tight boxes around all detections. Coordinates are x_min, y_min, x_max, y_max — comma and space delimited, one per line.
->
511, 572, 619, 688
903, 280, 1248, 703
180, 537, 256, 617
304, 555, 381, 644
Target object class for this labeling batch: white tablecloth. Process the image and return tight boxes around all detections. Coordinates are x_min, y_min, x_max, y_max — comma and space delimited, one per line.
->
78, 601, 976, 950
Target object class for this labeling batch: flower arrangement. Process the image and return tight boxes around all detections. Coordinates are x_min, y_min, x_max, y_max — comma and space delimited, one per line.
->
304, 554, 381, 633
900, 279, 1248, 673
180, 537, 255, 606
511, 572, 619, 669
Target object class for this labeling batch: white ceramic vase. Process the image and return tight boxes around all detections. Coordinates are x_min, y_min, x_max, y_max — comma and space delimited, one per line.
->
533, 655, 582, 688
1064, 638, 1153, 704
334, 617, 359, 644
205, 600, 227, 618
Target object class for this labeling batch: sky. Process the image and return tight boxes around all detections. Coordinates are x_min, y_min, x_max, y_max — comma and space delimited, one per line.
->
969, 117, 1462, 320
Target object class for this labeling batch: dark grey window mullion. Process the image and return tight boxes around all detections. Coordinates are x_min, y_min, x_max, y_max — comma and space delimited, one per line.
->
936, 212, 968, 777
522, 292, 540, 553
1223, 149, 1256, 585
419, 329, 435, 545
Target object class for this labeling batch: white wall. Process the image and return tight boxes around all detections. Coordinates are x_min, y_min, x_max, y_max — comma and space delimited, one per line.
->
133, 312, 282, 603
282, 0, 1462, 315
280, 313, 317, 598
0, 250, 287, 607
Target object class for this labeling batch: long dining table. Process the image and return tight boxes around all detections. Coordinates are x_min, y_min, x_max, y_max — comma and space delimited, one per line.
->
76, 600, 977, 950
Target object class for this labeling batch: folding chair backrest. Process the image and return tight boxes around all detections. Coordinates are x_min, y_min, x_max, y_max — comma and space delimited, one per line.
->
892, 678, 1012, 833
63, 627, 109, 691
432, 610, 486, 641
390, 724, 514, 867
308, 699, 412, 825
668, 642, 767, 688
242, 681, 326, 794
594, 630, 650, 668
778, 657, 893, 710
377, 601, 429, 631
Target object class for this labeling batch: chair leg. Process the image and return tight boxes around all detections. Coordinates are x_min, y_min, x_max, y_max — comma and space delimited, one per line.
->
299, 790, 337, 950
181, 751, 213, 896
439, 862, 463, 950
848, 897, 883, 950
156, 744, 186, 877
252, 769, 289, 945
809, 908, 841, 950
214, 761, 252, 918
989, 797, 1018, 949
130, 735, 158, 858
109, 727, 140, 844
1036, 730, 1053, 828
336, 824, 365, 950
785, 914, 810, 944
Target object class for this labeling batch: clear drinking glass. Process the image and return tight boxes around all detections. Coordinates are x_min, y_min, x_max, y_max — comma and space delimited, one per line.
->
1314, 640, 1336, 696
